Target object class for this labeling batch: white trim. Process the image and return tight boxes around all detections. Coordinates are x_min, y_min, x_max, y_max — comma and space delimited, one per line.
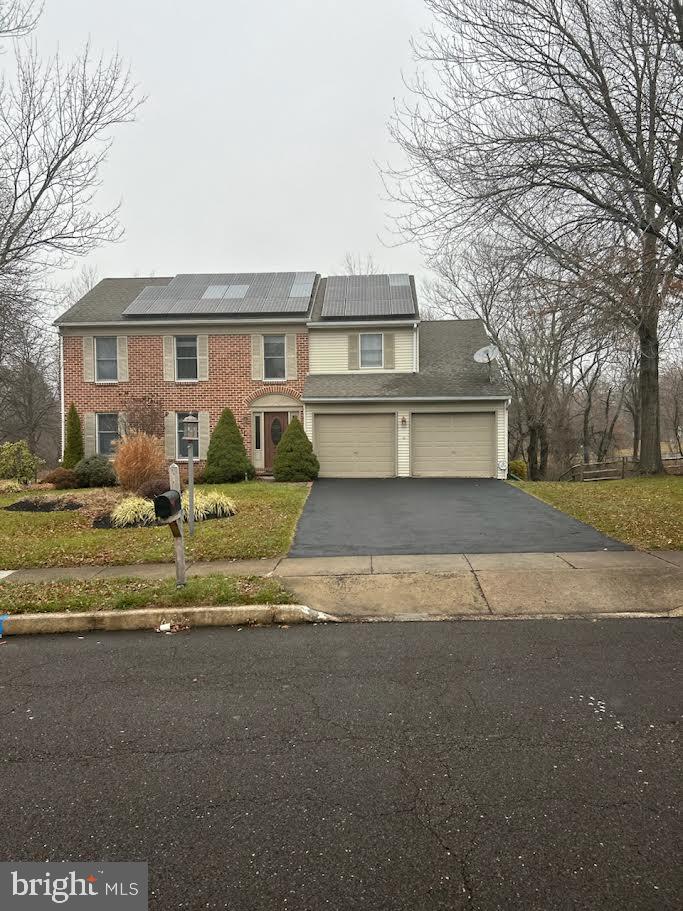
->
56, 317, 310, 329
303, 395, 512, 403
359, 332, 384, 369
308, 320, 420, 329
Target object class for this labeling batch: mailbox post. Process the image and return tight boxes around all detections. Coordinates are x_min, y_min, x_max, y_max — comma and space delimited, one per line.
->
182, 414, 199, 538
154, 463, 186, 587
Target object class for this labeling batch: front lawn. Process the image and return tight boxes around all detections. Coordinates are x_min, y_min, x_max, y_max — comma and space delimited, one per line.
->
511, 476, 683, 550
0, 574, 293, 615
0, 481, 309, 568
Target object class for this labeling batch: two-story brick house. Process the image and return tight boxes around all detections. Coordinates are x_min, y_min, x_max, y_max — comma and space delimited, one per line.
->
56, 271, 510, 478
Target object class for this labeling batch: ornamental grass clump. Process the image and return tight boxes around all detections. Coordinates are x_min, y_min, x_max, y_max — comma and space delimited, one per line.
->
110, 490, 237, 528
111, 496, 155, 528
114, 432, 166, 492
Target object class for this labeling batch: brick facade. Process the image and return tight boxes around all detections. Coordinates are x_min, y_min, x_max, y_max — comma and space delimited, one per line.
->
62, 332, 309, 461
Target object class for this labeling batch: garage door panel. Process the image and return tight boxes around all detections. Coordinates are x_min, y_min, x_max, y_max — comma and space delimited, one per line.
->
315, 414, 395, 478
412, 413, 495, 478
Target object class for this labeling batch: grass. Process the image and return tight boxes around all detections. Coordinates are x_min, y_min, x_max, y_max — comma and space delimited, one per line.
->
0, 481, 309, 569
0, 574, 293, 615
511, 475, 683, 550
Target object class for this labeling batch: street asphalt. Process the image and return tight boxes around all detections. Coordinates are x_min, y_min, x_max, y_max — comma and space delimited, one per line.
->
1, 621, 680, 910
290, 479, 630, 556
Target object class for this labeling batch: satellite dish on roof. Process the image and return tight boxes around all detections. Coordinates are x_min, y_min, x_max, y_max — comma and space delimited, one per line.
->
473, 344, 500, 383
473, 344, 500, 364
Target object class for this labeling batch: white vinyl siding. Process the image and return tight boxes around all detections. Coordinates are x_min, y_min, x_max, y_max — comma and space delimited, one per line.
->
309, 328, 415, 373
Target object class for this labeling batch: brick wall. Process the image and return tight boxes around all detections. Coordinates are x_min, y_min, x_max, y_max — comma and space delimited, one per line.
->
62, 333, 309, 459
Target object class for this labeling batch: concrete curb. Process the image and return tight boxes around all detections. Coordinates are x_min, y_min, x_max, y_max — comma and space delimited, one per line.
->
343, 610, 682, 623
2, 604, 338, 636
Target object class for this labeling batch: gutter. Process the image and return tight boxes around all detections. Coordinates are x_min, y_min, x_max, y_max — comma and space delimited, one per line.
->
54, 316, 311, 330
59, 336, 65, 459
302, 395, 512, 403
307, 319, 420, 329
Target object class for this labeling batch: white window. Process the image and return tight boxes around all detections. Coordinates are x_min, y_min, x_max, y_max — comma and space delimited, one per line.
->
360, 333, 383, 368
176, 412, 199, 460
95, 337, 118, 381
97, 413, 119, 455
175, 336, 198, 380
263, 335, 286, 380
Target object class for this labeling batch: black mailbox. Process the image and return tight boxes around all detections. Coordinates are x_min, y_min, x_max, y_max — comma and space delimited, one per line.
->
154, 489, 182, 522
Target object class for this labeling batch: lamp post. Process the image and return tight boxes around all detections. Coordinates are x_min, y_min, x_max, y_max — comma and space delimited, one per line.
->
182, 414, 199, 537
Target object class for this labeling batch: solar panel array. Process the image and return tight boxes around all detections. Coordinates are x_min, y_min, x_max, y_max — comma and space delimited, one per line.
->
122, 272, 317, 317
321, 274, 415, 319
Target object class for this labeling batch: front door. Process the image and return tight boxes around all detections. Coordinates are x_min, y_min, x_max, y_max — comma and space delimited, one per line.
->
264, 412, 288, 472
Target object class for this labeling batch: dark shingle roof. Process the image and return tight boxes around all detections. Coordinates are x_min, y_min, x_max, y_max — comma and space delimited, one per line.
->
303, 320, 509, 400
55, 277, 173, 325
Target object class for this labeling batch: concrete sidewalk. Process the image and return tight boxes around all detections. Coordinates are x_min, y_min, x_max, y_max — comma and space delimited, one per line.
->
1, 550, 681, 622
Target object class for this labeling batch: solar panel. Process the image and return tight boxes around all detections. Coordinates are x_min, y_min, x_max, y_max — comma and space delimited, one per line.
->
320, 274, 415, 319
123, 272, 317, 317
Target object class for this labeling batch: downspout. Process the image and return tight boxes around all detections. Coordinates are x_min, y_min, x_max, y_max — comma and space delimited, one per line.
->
59, 333, 65, 460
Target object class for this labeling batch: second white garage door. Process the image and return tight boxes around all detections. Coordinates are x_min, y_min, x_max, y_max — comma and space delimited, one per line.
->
315, 413, 396, 478
411, 412, 495, 477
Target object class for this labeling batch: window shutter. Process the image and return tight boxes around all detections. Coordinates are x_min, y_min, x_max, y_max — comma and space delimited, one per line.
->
197, 335, 209, 381
383, 333, 395, 370
286, 334, 297, 380
198, 412, 210, 459
117, 413, 127, 438
84, 413, 96, 456
251, 334, 263, 381
163, 337, 174, 381
117, 337, 129, 381
82, 337, 94, 382
348, 333, 359, 370
164, 411, 176, 459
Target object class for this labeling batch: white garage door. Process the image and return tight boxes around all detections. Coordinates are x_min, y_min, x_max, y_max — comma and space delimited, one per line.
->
315, 414, 396, 478
412, 412, 495, 477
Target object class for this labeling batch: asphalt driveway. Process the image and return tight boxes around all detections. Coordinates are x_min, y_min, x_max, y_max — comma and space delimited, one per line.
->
290, 478, 629, 556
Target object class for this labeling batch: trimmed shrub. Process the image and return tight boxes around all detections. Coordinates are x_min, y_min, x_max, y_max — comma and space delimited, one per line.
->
113, 431, 166, 492
137, 476, 171, 500
508, 458, 528, 480
273, 417, 319, 481
204, 408, 255, 483
44, 467, 80, 489
63, 404, 84, 469
0, 440, 42, 483
74, 455, 117, 488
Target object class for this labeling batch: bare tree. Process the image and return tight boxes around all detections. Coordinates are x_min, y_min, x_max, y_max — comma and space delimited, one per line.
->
342, 252, 380, 275
0, 1, 40, 38
388, 0, 683, 472
0, 45, 142, 277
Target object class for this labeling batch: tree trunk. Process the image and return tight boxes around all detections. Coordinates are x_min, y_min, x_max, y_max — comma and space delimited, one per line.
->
539, 424, 549, 478
638, 236, 663, 474
582, 405, 591, 464
632, 407, 640, 461
527, 425, 540, 480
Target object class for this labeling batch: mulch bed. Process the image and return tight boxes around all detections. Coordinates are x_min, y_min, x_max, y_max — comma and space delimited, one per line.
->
4, 497, 83, 513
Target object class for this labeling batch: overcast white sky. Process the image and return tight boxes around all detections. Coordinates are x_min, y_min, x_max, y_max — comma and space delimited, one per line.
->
34, 0, 432, 287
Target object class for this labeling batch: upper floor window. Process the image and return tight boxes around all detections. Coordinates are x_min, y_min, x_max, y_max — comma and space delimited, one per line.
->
95, 337, 118, 381
97, 413, 119, 455
263, 335, 286, 380
175, 336, 198, 380
176, 411, 199, 460
360, 333, 383, 368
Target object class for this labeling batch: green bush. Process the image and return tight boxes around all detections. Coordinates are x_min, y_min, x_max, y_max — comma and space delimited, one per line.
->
74, 455, 117, 488
204, 408, 255, 483
44, 467, 80, 489
0, 440, 41, 483
508, 458, 528, 480
63, 404, 84, 469
273, 417, 319, 482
